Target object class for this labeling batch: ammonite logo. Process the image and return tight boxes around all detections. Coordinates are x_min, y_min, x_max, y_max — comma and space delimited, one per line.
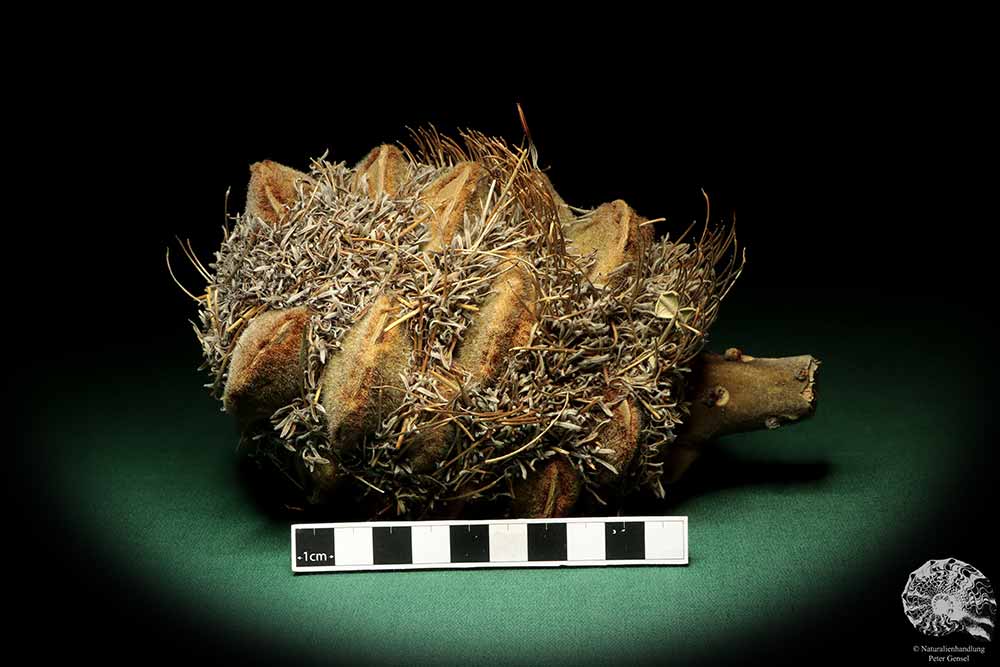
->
902, 558, 996, 641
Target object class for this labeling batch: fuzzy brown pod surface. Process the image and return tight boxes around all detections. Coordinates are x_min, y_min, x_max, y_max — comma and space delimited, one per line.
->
180, 130, 820, 520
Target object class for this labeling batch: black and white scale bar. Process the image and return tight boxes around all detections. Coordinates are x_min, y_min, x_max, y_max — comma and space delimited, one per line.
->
292, 516, 687, 573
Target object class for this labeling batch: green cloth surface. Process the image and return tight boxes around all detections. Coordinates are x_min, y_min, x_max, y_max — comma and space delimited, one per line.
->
38, 292, 985, 664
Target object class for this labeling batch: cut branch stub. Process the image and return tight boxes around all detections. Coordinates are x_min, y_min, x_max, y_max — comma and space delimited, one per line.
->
664, 350, 820, 482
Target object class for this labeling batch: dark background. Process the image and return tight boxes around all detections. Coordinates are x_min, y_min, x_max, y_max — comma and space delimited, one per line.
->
13, 37, 995, 665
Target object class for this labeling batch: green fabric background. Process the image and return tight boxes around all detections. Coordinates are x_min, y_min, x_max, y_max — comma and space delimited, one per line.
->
37, 291, 987, 664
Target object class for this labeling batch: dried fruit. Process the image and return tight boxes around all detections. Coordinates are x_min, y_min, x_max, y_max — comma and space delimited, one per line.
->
179, 127, 820, 519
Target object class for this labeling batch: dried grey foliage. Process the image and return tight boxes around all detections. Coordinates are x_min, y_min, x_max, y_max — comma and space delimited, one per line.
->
192, 130, 741, 516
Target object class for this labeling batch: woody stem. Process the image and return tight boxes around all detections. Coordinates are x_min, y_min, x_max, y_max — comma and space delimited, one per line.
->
663, 350, 820, 482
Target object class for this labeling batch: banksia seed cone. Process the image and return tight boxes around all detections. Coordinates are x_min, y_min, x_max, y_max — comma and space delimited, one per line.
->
182, 128, 819, 519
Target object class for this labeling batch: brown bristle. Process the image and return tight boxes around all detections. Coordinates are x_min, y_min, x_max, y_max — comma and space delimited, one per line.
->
194, 129, 747, 518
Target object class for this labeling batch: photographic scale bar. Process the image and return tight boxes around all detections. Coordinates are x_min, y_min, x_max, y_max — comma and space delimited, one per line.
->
292, 516, 687, 573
